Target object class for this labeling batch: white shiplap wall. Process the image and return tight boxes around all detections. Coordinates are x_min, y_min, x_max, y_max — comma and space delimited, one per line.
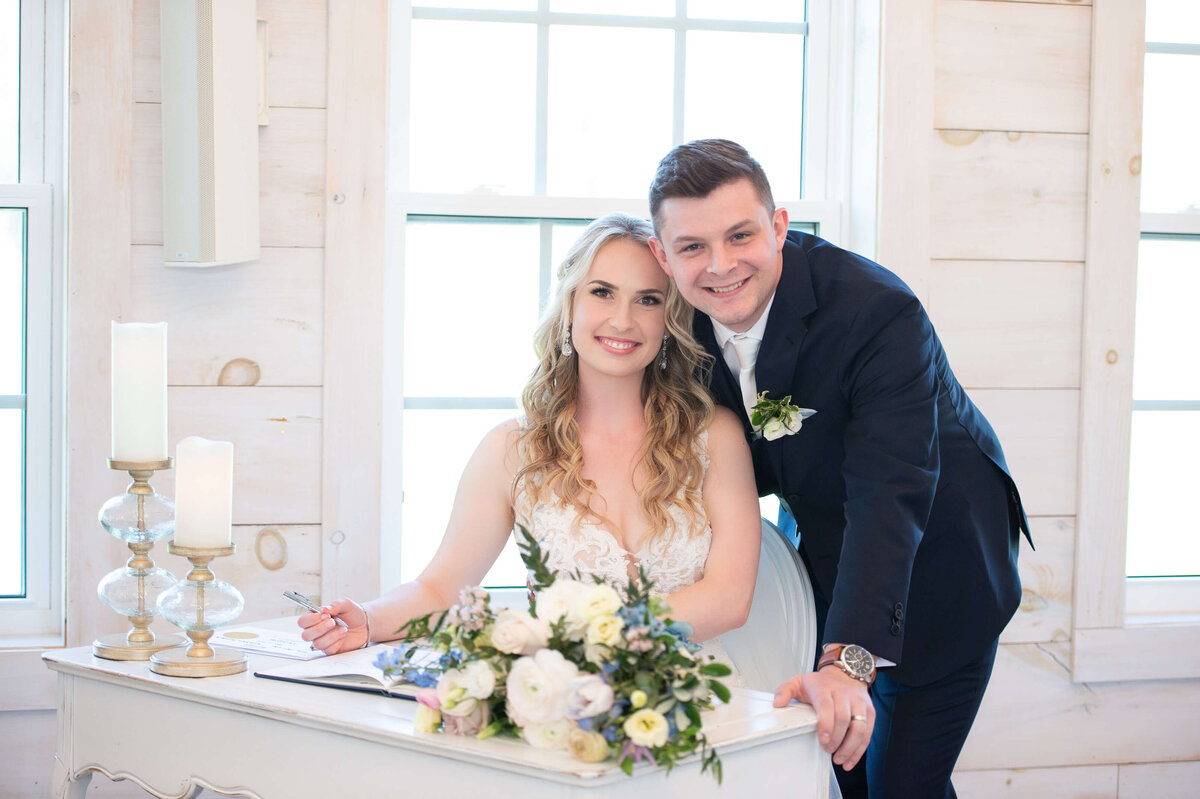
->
5, 1, 1198, 797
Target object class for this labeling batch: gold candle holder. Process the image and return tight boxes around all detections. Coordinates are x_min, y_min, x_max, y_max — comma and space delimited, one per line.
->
94, 458, 186, 660
151, 543, 247, 677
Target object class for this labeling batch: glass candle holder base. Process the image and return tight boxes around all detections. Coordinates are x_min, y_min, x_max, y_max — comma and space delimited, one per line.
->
94, 631, 186, 661
150, 640, 247, 677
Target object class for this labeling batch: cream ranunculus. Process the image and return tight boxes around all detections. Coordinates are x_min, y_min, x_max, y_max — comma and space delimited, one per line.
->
462, 659, 497, 700
568, 728, 611, 763
761, 417, 788, 441
522, 718, 575, 749
436, 669, 478, 717
505, 649, 579, 727
535, 579, 589, 638
585, 614, 624, 648
490, 609, 551, 656
573, 583, 623, 622
565, 674, 615, 719
624, 708, 670, 748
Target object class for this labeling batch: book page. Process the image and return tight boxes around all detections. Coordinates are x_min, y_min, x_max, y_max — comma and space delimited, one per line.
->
254, 643, 440, 696
212, 623, 324, 660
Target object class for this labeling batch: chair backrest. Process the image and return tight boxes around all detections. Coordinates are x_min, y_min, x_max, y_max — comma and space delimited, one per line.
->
720, 518, 818, 692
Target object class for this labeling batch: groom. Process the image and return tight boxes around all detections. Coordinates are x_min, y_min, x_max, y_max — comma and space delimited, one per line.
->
647, 140, 1030, 798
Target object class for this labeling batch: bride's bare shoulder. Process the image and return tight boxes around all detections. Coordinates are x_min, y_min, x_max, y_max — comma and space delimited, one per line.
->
705, 407, 751, 456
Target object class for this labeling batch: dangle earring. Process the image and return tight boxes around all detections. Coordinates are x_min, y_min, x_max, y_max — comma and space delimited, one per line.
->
658, 334, 669, 370
562, 325, 574, 357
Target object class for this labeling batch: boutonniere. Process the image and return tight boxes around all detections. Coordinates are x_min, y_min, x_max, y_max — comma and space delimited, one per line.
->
750, 391, 817, 441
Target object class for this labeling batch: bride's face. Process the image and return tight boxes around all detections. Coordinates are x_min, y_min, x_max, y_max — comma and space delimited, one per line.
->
569, 238, 669, 381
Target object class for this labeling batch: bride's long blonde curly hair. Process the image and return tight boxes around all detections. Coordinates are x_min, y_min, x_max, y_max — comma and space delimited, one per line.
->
514, 212, 715, 542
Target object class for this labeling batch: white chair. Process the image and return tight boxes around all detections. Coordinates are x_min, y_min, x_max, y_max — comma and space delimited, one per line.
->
721, 517, 818, 691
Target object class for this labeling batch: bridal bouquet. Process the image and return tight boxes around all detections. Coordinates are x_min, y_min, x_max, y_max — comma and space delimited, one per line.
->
375, 527, 731, 781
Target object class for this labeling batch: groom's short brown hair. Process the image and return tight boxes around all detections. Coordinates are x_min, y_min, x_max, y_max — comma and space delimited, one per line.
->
649, 139, 776, 233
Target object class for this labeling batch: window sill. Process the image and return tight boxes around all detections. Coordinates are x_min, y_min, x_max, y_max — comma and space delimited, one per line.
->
1072, 621, 1200, 683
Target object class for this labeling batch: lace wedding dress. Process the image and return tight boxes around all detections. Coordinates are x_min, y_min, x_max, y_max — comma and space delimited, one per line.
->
513, 431, 745, 686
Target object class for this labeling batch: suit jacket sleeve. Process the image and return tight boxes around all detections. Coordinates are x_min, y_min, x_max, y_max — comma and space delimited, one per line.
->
823, 288, 941, 664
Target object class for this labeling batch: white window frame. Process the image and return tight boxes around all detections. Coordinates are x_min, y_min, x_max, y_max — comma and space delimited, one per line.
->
1124, 214, 1200, 615
0, 0, 66, 646
381, 0, 860, 589
1072, 2, 1200, 683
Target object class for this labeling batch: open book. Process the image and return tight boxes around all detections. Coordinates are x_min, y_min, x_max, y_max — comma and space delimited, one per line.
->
254, 644, 439, 699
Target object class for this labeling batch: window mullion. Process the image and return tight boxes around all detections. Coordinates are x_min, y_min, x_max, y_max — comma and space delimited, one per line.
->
534, 0, 549, 196
18, 0, 47, 183
538, 219, 553, 314
672, 0, 686, 145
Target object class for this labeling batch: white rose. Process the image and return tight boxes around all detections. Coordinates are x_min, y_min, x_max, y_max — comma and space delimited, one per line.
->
624, 708, 670, 748
573, 583, 622, 622
462, 659, 496, 700
783, 412, 804, 434
490, 609, 551, 656
761, 417, 788, 441
566, 675, 615, 719
522, 718, 575, 749
435, 669, 478, 717
536, 579, 589, 638
505, 649, 579, 727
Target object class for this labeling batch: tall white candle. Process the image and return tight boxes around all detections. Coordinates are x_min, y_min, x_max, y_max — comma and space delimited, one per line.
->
174, 436, 234, 548
111, 321, 169, 462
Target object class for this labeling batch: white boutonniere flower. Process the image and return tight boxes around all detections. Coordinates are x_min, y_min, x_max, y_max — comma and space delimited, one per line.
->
750, 391, 817, 441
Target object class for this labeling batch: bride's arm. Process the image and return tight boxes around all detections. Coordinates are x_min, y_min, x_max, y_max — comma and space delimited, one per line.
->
662, 407, 761, 642
301, 420, 519, 653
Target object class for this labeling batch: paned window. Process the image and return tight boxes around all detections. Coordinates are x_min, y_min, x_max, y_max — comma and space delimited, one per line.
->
1, 0, 65, 640
387, 0, 844, 587
1125, 0, 1200, 599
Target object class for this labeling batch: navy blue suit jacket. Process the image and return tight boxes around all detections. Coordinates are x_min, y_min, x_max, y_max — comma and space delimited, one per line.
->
696, 232, 1030, 686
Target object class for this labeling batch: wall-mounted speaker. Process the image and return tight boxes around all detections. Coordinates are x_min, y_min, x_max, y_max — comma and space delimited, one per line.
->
160, 0, 260, 267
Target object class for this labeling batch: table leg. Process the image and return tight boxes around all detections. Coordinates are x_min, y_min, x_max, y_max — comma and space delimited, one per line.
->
51, 757, 92, 799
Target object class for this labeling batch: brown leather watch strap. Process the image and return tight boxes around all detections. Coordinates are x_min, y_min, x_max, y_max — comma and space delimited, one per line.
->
817, 646, 843, 672
818, 644, 877, 685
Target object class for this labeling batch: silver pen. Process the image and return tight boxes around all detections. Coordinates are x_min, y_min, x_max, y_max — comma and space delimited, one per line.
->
283, 590, 348, 628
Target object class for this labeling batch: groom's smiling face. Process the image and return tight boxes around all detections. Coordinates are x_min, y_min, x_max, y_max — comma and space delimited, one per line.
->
650, 178, 788, 334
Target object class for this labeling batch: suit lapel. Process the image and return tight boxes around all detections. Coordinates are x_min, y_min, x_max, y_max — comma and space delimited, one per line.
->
754, 236, 818, 401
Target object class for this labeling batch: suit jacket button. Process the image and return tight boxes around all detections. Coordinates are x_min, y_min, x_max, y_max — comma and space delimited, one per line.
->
787, 494, 802, 508
894, 603, 903, 611
893, 609, 904, 621
890, 623, 901, 635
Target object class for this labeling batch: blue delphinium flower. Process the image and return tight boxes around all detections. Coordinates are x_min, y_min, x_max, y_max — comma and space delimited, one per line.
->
373, 647, 406, 673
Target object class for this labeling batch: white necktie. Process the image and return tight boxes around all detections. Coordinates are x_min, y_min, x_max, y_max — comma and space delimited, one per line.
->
728, 334, 761, 422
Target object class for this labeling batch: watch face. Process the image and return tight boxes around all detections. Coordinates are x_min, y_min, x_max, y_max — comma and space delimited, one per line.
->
841, 645, 874, 678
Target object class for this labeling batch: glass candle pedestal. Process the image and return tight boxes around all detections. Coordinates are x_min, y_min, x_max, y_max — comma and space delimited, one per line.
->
94, 459, 185, 660
151, 543, 247, 677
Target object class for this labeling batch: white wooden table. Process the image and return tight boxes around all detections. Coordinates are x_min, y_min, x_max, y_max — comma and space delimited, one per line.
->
43, 642, 828, 799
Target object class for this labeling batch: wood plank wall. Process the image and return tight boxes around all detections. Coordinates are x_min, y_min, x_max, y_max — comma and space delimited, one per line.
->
7, 1, 1197, 797
920, 0, 1200, 793
125, 0, 329, 620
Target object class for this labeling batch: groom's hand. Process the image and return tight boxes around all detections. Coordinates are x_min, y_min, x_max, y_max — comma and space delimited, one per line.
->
773, 667, 875, 771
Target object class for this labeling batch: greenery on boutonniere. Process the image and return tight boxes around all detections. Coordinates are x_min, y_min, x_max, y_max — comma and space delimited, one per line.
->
750, 391, 816, 441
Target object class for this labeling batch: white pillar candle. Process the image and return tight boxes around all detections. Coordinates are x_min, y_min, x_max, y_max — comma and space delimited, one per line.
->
111, 321, 169, 462
174, 436, 234, 548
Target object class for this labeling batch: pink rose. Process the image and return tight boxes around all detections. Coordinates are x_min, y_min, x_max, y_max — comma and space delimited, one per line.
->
442, 701, 491, 736
415, 687, 440, 710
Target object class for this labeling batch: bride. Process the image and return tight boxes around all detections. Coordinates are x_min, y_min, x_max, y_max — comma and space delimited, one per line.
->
300, 213, 761, 655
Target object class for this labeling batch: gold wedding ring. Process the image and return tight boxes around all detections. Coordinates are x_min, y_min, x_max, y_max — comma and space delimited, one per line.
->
850, 714, 867, 723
